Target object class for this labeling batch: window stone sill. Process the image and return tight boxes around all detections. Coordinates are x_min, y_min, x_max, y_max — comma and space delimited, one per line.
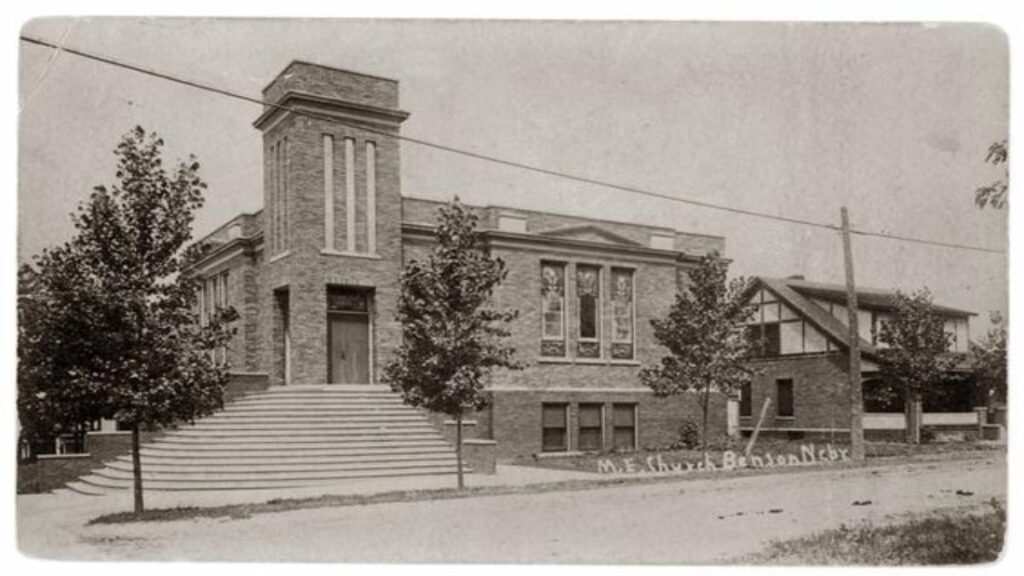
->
37, 453, 92, 460
320, 249, 381, 260
268, 250, 291, 264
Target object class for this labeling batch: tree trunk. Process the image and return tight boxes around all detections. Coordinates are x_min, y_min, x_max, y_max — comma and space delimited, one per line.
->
905, 395, 923, 445
455, 412, 465, 490
700, 384, 711, 464
132, 423, 144, 515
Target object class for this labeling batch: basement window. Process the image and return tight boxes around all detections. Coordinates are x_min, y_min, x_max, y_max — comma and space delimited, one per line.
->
577, 404, 604, 452
541, 403, 569, 452
612, 403, 637, 451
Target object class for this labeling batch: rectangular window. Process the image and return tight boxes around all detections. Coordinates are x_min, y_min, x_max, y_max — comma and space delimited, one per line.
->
219, 272, 229, 364
323, 134, 335, 251
220, 272, 229, 307
776, 378, 794, 418
198, 279, 207, 325
541, 403, 569, 452
611, 268, 634, 360
344, 137, 356, 252
540, 263, 566, 357
740, 382, 752, 417
764, 323, 781, 356
274, 137, 289, 254
576, 265, 601, 358
269, 142, 278, 254
205, 278, 215, 319
612, 403, 637, 451
578, 404, 603, 452
747, 323, 780, 357
366, 141, 377, 254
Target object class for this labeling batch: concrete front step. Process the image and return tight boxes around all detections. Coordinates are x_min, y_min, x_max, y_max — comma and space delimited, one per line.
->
187, 417, 427, 428
139, 439, 451, 454
176, 422, 432, 435
69, 466, 462, 493
191, 415, 423, 426
104, 457, 458, 475
209, 403, 417, 412
152, 433, 442, 446
89, 463, 462, 483
115, 451, 457, 468
68, 384, 463, 493
218, 407, 409, 417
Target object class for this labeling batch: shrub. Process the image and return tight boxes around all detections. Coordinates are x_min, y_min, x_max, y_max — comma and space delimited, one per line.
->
672, 418, 701, 450
920, 427, 936, 444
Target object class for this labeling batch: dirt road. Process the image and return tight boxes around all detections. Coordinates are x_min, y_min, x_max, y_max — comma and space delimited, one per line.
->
19, 452, 1005, 563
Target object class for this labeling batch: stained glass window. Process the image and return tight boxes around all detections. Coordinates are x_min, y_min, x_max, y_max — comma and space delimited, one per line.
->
541, 263, 566, 356
577, 265, 600, 343
611, 268, 634, 359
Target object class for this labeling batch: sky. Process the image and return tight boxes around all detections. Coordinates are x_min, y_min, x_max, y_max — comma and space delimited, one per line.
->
18, 18, 1008, 332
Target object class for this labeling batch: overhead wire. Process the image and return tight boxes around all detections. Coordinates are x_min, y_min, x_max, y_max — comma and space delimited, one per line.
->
19, 34, 1006, 255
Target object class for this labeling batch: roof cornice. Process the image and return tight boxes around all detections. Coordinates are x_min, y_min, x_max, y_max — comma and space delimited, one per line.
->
254, 91, 410, 131
401, 222, 703, 264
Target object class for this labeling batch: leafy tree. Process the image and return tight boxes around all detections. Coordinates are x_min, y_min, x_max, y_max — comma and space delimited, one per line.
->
975, 140, 1008, 209
875, 289, 958, 444
639, 253, 753, 461
382, 198, 519, 489
972, 311, 1007, 407
17, 127, 236, 513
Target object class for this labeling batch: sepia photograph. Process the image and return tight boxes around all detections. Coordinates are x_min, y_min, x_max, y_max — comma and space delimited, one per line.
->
15, 14, 1009, 566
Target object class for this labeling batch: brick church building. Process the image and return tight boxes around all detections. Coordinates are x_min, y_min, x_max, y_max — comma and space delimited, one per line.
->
189, 60, 728, 461
44, 61, 992, 495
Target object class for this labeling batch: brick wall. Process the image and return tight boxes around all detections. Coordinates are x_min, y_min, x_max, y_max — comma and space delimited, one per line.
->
490, 389, 727, 460
262, 61, 400, 110
254, 63, 407, 384
741, 353, 851, 432
17, 431, 159, 494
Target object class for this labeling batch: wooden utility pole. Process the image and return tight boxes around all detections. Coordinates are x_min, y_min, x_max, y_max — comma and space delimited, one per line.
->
841, 207, 865, 461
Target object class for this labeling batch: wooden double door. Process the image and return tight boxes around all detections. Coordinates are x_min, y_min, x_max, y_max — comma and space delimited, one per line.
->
327, 288, 372, 385
328, 312, 370, 385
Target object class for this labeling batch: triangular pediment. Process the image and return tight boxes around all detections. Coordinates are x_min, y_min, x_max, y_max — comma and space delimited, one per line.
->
535, 224, 643, 247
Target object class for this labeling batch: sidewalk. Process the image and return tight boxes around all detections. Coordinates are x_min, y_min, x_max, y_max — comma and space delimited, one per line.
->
17, 464, 595, 558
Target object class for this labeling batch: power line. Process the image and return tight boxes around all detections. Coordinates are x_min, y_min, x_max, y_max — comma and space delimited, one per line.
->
20, 35, 1006, 255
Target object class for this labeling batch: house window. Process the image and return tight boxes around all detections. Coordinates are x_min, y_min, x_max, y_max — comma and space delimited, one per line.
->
740, 382, 752, 417
541, 403, 569, 452
540, 263, 566, 357
578, 404, 604, 452
612, 403, 637, 451
611, 268, 634, 360
776, 378, 794, 418
748, 323, 780, 357
576, 265, 601, 358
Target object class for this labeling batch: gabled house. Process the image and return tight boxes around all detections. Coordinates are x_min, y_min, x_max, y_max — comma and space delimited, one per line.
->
740, 276, 983, 439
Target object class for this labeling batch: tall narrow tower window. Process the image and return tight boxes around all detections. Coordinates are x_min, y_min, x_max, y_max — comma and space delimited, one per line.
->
344, 137, 356, 252
323, 135, 335, 251
268, 142, 277, 254
366, 141, 377, 254
280, 137, 288, 252
272, 137, 289, 255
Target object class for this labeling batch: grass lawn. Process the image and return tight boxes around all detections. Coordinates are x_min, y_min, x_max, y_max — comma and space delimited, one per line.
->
747, 499, 1006, 565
